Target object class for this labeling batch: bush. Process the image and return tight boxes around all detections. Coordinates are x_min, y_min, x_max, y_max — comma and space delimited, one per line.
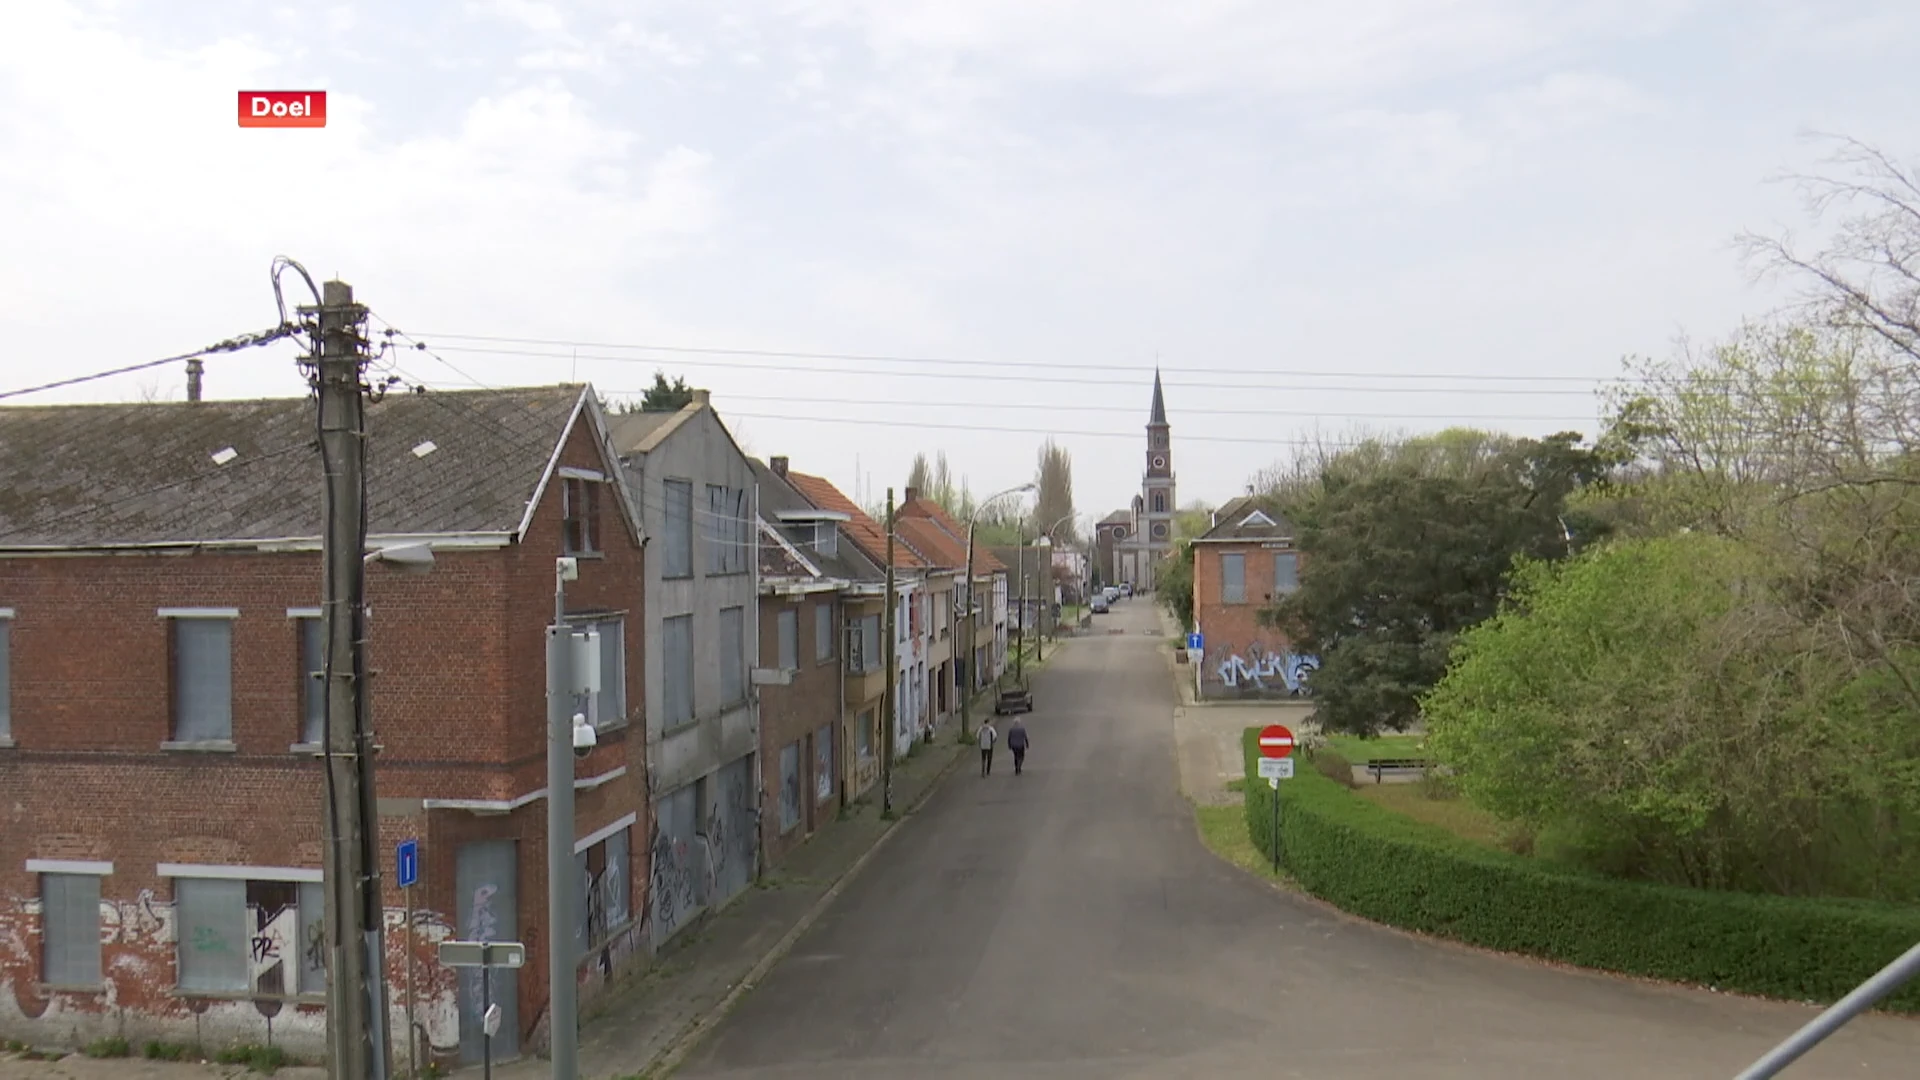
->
1309, 747, 1356, 788
1241, 728, 1920, 1010
144, 1041, 192, 1061
84, 1036, 130, 1058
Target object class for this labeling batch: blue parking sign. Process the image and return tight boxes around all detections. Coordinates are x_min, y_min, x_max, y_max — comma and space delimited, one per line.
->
396, 839, 419, 888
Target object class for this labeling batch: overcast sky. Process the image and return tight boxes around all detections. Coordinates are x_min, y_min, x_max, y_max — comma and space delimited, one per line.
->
1, 1, 1912, 521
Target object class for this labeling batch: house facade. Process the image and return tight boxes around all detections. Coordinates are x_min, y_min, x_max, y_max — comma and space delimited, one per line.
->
1190, 497, 1318, 700
608, 392, 759, 949
894, 494, 1007, 706
0, 386, 650, 1067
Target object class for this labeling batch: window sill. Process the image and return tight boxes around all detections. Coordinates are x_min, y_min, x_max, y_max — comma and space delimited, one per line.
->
290, 741, 322, 755
36, 983, 106, 996
160, 740, 237, 754
661, 572, 695, 581
167, 988, 325, 1004
563, 550, 605, 560
0, 735, 14, 749
661, 717, 700, 737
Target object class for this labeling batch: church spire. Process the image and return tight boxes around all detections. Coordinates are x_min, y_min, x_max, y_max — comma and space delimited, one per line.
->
1149, 367, 1167, 426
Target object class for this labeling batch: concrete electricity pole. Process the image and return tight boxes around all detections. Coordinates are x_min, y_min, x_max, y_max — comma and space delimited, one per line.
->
882, 488, 897, 814
308, 280, 393, 1080
959, 520, 976, 741
547, 561, 580, 1080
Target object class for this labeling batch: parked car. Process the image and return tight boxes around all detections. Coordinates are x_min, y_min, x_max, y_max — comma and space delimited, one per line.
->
1121, 582, 1134, 598
1090, 596, 1109, 613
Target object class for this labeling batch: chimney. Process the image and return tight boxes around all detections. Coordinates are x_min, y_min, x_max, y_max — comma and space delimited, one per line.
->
691, 388, 710, 408
904, 486, 919, 504
770, 456, 789, 477
185, 357, 204, 402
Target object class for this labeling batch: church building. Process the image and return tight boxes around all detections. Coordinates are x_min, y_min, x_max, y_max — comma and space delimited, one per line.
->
1100, 371, 1176, 591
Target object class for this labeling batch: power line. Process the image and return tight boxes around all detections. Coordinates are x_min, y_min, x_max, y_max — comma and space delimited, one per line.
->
0, 323, 299, 403
423, 343, 1609, 396
410, 330, 1623, 385
713, 410, 1591, 446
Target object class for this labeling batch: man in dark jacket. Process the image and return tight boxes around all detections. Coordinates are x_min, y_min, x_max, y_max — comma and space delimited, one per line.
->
1006, 718, 1030, 775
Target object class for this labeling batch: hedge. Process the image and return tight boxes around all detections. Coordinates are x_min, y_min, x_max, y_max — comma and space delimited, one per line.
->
1240, 729, 1920, 1011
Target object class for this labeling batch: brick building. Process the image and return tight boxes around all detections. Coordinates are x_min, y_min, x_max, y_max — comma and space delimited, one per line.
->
1190, 496, 1318, 700
0, 385, 650, 1067
893, 494, 1007, 708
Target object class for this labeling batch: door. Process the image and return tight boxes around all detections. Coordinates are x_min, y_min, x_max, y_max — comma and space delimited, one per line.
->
455, 840, 519, 1063
709, 756, 758, 903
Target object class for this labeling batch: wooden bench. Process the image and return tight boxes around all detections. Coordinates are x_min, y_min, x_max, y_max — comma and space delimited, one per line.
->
1365, 758, 1431, 783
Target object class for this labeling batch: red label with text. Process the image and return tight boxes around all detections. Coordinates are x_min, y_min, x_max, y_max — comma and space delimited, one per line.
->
238, 91, 327, 128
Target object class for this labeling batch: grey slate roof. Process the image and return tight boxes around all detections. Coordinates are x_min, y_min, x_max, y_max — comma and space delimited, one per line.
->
1196, 496, 1294, 542
0, 385, 597, 549
1149, 368, 1167, 426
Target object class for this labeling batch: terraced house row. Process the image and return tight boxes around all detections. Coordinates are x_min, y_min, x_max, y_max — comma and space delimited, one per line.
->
0, 382, 1012, 1066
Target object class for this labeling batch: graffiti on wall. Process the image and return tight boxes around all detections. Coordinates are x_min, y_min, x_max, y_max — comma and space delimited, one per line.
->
1211, 641, 1318, 696
647, 827, 697, 943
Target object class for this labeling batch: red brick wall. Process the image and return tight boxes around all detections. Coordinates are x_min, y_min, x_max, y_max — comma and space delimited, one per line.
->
758, 592, 840, 865
1192, 542, 1316, 699
0, 416, 650, 1062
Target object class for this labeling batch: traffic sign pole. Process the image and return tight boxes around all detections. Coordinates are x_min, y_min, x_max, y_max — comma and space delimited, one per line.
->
1257, 725, 1295, 875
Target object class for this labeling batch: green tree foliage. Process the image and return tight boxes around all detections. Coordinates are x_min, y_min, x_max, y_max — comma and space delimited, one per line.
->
1424, 534, 1920, 899
1031, 439, 1076, 542
617, 370, 692, 412
1173, 500, 1214, 540
1262, 432, 1617, 736
906, 451, 961, 510
1158, 540, 1195, 630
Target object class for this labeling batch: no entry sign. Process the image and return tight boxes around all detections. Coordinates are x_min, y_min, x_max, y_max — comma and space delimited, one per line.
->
1258, 724, 1295, 759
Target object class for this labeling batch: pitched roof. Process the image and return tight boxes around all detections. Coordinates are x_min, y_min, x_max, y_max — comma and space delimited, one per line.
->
898, 495, 1005, 573
757, 520, 817, 579
1099, 509, 1132, 526
1150, 368, 1167, 425
749, 458, 883, 582
1197, 496, 1294, 542
0, 385, 618, 549
784, 470, 925, 569
896, 516, 967, 569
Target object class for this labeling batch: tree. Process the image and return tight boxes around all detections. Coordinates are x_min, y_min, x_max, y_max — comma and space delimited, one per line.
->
623, 370, 693, 412
1032, 439, 1076, 542
1173, 500, 1215, 540
1262, 432, 1617, 736
906, 451, 960, 510
1158, 540, 1196, 630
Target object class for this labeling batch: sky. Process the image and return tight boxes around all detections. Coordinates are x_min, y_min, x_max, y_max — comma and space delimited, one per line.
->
1, 0, 1913, 525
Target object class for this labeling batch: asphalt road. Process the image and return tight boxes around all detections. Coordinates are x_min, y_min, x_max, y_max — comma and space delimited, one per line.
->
676, 600, 1920, 1079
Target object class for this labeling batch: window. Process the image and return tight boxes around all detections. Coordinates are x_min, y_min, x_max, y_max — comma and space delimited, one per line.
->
41, 874, 101, 986
572, 617, 626, 728
814, 602, 834, 663
847, 613, 881, 674
1274, 552, 1300, 595
1221, 553, 1245, 604
298, 617, 324, 746
562, 476, 602, 555
175, 877, 325, 996
814, 523, 837, 557
576, 826, 631, 957
1152, 492, 1166, 513
779, 742, 801, 832
705, 485, 748, 575
0, 612, 11, 743
663, 615, 693, 727
719, 606, 745, 706
169, 614, 234, 743
663, 480, 693, 578
777, 609, 798, 670
856, 708, 874, 760
815, 723, 834, 803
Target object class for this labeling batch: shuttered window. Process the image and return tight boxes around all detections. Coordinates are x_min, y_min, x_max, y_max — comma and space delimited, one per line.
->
41, 874, 101, 986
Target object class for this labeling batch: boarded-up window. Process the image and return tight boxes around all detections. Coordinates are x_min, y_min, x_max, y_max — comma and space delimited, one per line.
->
41, 874, 100, 986
720, 607, 745, 705
663, 480, 693, 577
298, 882, 326, 993
577, 826, 631, 957
1274, 552, 1299, 595
777, 610, 798, 670
815, 723, 834, 803
856, 708, 874, 760
814, 602, 834, 662
1220, 553, 1245, 605
663, 615, 693, 726
705, 485, 748, 574
779, 742, 801, 832
563, 476, 601, 555
0, 616, 11, 741
572, 617, 625, 728
172, 617, 233, 742
175, 878, 248, 992
299, 617, 324, 745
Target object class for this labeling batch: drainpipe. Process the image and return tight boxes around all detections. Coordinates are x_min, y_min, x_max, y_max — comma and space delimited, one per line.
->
749, 479, 766, 881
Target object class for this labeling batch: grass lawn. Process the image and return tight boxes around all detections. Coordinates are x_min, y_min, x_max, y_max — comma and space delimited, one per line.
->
1193, 803, 1288, 884
1322, 732, 1427, 762
1354, 782, 1515, 850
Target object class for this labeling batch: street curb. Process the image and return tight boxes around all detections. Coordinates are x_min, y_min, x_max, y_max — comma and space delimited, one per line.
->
640, 743, 968, 1079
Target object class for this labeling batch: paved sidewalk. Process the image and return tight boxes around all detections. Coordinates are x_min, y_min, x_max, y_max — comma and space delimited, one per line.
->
487, 729, 971, 1080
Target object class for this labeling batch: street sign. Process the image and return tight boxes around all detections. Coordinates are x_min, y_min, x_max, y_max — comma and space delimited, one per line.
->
438, 940, 526, 969
1187, 631, 1203, 650
1258, 724, 1296, 759
1259, 757, 1295, 782
396, 839, 419, 888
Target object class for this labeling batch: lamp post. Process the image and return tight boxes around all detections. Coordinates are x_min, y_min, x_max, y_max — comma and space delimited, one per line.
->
960, 483, 1034, 739
1034, 513, 1075, 662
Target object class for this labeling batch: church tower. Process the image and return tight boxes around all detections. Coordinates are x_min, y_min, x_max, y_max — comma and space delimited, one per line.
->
1141, 369, 1175, 556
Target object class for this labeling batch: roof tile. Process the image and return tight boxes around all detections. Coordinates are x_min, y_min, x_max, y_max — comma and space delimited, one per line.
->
784, 471, 925, 569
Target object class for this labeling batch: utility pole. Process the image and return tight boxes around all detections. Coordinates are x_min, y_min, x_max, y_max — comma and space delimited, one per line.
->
547, 562, 579, 1080
959, 521, 976, 740
882, 489, 897, 814
309, 280, 392, 1080
1015, 537, 1026, 684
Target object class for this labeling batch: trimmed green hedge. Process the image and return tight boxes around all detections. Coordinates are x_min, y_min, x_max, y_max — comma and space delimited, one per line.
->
1240, 729, 1920, 1011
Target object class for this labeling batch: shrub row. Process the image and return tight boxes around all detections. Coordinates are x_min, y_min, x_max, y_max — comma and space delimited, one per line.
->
1239, 729, 1920, 1011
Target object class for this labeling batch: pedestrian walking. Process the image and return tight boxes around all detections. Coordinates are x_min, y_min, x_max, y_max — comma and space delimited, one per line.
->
979, 719, 997, 777
1006, 717, 1029, 775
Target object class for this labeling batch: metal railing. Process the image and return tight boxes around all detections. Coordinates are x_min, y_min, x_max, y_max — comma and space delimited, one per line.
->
1735, 941, 1920, 1078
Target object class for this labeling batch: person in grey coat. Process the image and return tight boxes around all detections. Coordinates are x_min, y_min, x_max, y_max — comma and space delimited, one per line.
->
978, 719, 997, 776
1006, 718, 1030, 775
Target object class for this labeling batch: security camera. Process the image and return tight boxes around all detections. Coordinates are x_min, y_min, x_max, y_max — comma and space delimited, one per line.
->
572, 713, 596, 759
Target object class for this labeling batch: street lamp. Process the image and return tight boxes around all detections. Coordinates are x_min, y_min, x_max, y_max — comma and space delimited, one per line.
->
1033, 513, 1075, 662
960, 482, 1034, 739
